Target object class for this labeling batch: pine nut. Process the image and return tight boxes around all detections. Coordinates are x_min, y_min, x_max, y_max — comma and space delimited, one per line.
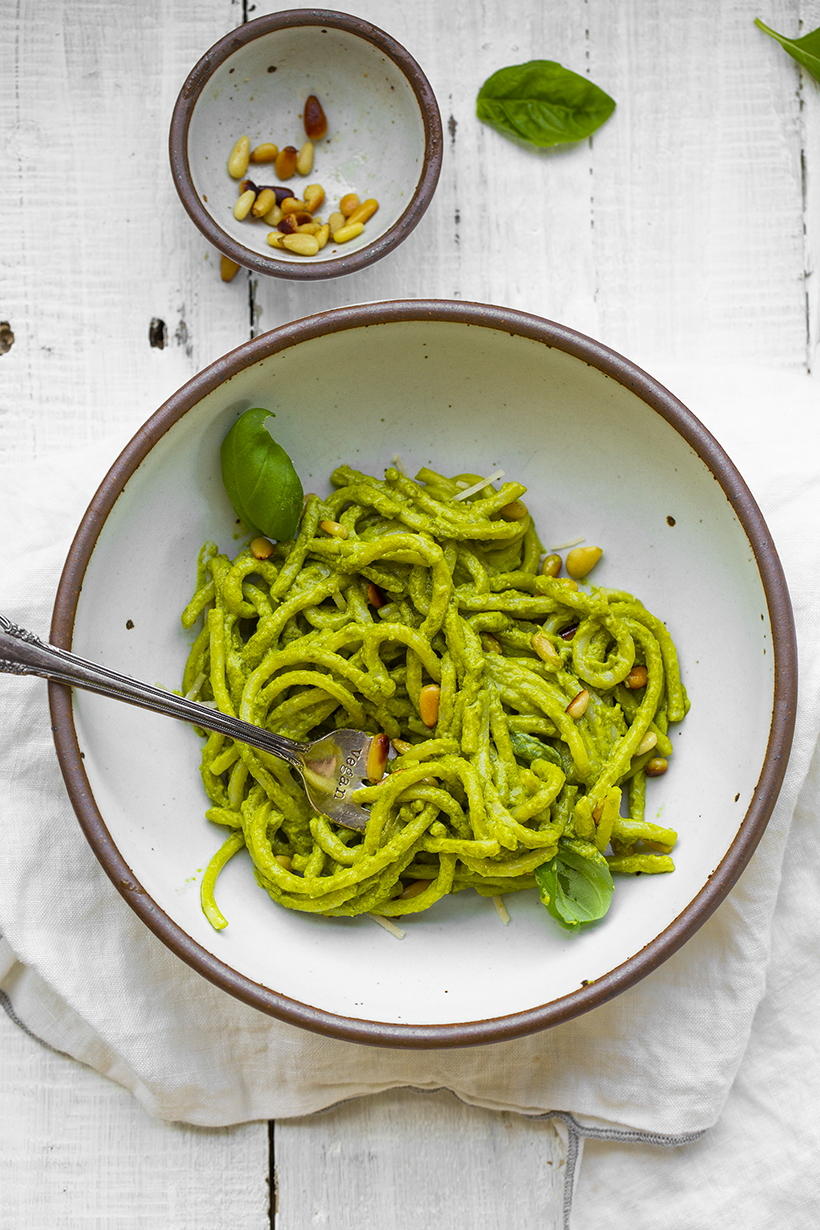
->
281, 196, 304, 214
296, 141, 314, 176
316, 222, 330, 249
366, 733, 390, 783
262, 203, 283, 226
339, 193, 360, 217
274, 854, 292, 870
250, 142, 278, 164
277, 215, 299, 234
566, 545, 603, 580
541, 553, 561, 577
392, 738, 414, 755
303, 184, 325, 213
645, 757, 669, 777
566, 689, 590, 720
346, 198, 379, 227
333, 221, 364, 244
220, 256, 241, 282
304, 95, 328, 140
228, 135, 250, 179
239, 178, 259, 195
419, 684, 441, 728
592, 801, 605, 824
636, 730, 658, 756
266, 231, 286, 248
625, 665, 648, 689
252, 187, 276, 217
499, 499, 527, 521
555, 577, 579, 592
233, 189, 256, 220
251, 536, 274, 559
282, 232, 320, 256
481, 633, 502, 654
319, 518, 348, 538
328, 211, 345, 235
531, 631, 560, 665
399, 879, 429, 900
367, 582, 385, 608
274, 145, 298, 179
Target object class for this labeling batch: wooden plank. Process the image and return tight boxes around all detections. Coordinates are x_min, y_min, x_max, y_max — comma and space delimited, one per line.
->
0, 1004, 269, 1230
274, 1088, 565, 1230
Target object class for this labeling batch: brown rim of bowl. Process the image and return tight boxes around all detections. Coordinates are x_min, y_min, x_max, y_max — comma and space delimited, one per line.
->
169, 10, 444, 281
49, 299, 797, 1049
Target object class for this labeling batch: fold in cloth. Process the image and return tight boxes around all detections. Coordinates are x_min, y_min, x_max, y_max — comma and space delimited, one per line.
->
1, 366, 818, 1151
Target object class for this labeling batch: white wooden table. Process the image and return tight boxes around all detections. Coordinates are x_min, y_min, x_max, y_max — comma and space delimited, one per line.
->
2, 1, 817, 1225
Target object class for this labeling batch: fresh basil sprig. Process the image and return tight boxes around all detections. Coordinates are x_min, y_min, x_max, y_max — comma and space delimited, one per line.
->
476, 60, 615, 149
220, 407, 303, 541
755, 18, 820, 84
535, 838, 614, 934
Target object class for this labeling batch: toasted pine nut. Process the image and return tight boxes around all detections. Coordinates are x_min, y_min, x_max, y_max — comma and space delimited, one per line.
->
566, 545, 603, 580
252, 187, 276, 217
540, 553, 562, 577
296, 221, 321, 234
328, 211, 345, 235
266, 231, 286, 248
250, 536, 274, 559
366, 733, 390, 783
233, 189, 256, 220
555, 577, 579, 592
239, 178, 259, 195
220, 255, 241, 282
274, 145, 298, 179
636, 730, 658, 756
346, 198, 379, 227
399, 879, 429, 900
277, 215, 299, 234
228, 135, 250, 178
367, 582, 385, 608
419, 684, 441, 728
304, 95, 328, 140
625, 665, 648, 689
645, 757, 668, 777
566, 689, 590, 720
262, 203, 283, 226
319, 518, 348, 539
592, 801, 605, 824
531, 631, 560, 665
296, 141, 314, 176
339, 193, 360, 217
481, 633, 502, 654
282, 233, 319, 256
274, 854, 292, 870
559, 622, 579, 641
333, 221, 364, 244
499, 499, 528, 521
250, 142, 279, 164
392, 737, 414, 755
316, 222, 330, 249
280, 197, 304, 214
303, 183, 325, 213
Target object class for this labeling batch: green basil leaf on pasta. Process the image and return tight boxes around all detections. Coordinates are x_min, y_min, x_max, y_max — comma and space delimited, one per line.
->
535, 839, 614, 933
220, 407, 303, 541
476, 60, 615, 149
755, 18, 820, 84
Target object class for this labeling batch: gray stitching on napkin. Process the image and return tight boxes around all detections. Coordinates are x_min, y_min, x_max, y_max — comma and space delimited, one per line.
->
0, 987, 74, 1059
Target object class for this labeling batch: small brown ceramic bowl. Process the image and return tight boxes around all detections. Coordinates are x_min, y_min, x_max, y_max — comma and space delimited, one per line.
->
169, 10, 443, 280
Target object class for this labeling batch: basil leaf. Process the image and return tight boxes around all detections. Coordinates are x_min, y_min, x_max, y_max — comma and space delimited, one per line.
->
755, 18, 820, 84
476, 60, 615, 149
535, 839, 614, 934
220, 408, 304, 541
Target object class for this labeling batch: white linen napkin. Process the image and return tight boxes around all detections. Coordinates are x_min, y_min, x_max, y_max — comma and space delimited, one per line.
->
1, 364, 818, 1180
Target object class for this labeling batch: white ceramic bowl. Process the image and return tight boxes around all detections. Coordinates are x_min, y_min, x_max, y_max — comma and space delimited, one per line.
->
169, 11, 443, 280
51, 301, 796, 1047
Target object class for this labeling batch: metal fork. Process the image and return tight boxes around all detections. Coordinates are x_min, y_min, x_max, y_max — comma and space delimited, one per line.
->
0, 614, 376, 831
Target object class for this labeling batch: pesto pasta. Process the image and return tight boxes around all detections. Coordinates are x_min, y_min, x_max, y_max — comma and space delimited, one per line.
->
181, 462, 688, 933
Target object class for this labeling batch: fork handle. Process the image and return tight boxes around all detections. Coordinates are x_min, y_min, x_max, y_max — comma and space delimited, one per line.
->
0, 614, 307, 765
